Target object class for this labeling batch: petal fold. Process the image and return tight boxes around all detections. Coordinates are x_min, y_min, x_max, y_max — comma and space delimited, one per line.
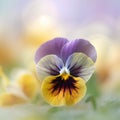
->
36, 55, 64, 81
61, 39, 97, 63
35, 38, 68, 63
66, 53, 95, 82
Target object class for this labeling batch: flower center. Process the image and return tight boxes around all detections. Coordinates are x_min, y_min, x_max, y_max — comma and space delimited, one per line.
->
50, 75, 78, 96
60, 67, 70, 80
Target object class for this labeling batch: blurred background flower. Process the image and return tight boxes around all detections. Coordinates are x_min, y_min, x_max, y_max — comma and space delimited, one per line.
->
0, 67, 39, 106
0, 0, 120, 120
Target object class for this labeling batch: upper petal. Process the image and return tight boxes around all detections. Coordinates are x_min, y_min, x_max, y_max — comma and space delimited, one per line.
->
35, 37, 68, 63
61, 39, 97, 63
66, 53, 95, 82
36, 55, 64, 81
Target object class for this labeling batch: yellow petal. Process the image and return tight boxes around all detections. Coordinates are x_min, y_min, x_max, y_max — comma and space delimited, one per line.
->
0, 93, 27, 106
41, 75, 86, 106
0, 66, 9, 88
17, 74, 38, 98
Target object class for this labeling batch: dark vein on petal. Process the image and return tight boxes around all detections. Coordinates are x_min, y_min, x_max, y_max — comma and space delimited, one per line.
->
50, 76, 79, 96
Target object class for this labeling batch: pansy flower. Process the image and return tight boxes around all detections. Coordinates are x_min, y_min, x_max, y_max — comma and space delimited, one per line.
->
35, 38, 97, 106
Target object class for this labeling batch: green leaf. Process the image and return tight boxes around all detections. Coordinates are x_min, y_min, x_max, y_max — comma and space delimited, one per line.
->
86, 73, 100, 97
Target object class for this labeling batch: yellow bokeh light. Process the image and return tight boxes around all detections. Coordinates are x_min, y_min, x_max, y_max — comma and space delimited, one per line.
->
23, 15, 60, 47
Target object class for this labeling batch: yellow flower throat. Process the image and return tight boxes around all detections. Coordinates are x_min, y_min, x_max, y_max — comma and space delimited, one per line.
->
61, 72, 70, 80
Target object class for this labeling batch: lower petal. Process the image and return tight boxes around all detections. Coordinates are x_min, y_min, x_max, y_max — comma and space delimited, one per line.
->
64, 77, 86, 106
41, 75, 86, 106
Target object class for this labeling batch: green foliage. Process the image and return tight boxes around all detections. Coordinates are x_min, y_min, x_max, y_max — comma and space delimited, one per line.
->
86, 73, 100, 97
85, 73, 100, 109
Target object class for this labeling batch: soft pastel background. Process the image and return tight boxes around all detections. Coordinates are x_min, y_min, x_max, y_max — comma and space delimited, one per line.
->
0, 0, 120, 120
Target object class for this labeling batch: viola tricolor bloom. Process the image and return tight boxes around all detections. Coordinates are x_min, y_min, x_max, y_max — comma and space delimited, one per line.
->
35, 38, 97, 106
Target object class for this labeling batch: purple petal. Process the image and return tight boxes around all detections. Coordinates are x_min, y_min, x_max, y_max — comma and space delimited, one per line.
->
61, 39, 97, 63
35, 38, 68, 63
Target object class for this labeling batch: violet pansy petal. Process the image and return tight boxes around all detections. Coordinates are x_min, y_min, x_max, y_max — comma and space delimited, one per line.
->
66, 53, 95, 82
61, 39, 97, 63
35, 38, 68, 63
36, 55, 64, 81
